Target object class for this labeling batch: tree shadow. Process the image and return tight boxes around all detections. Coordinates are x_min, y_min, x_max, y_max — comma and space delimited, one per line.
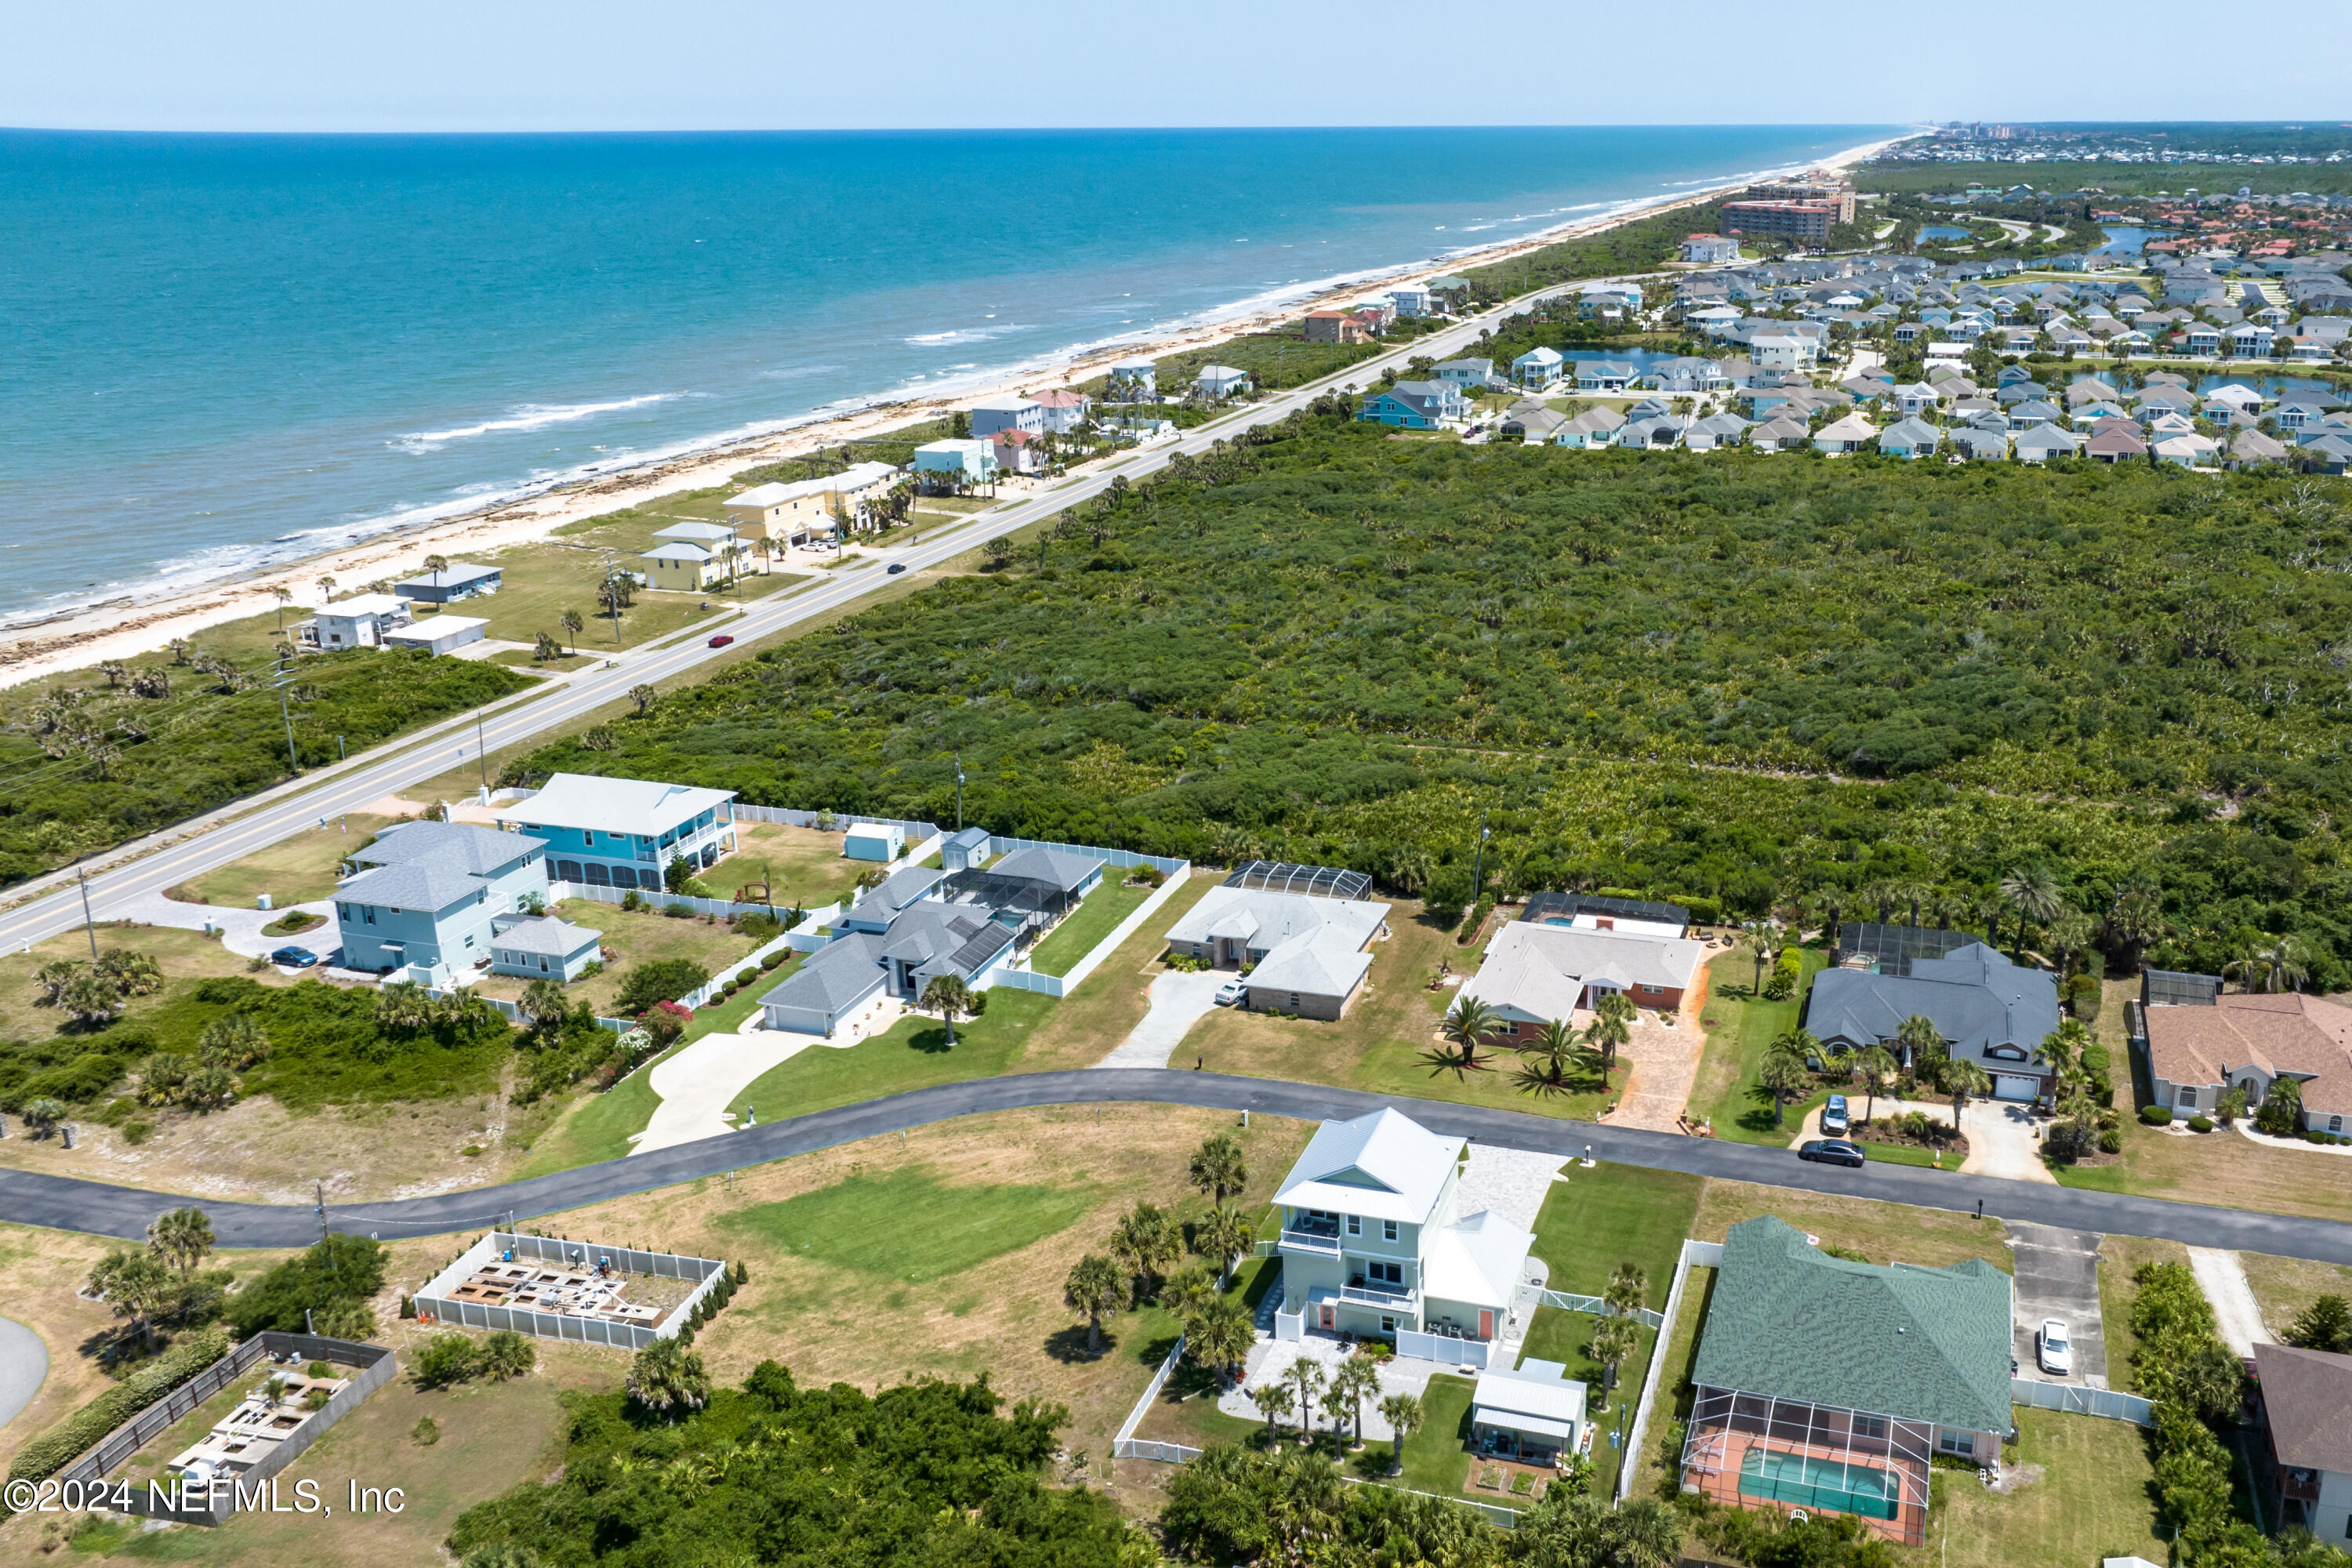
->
902, 1025, 955, 1057
1043, 1324, 1112, 1364
1417, 1046, 1493, 1080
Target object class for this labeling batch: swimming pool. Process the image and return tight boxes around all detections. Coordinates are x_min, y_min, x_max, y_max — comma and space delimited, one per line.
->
1737, 1447, 1900, 1520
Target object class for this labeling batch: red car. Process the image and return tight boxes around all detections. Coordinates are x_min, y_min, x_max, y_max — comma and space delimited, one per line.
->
707, 634, 735, 648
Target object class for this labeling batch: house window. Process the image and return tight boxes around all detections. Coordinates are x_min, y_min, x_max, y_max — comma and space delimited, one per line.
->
2177, 1086, 2198, 1108
1367, 1260, 1403, 1287
2333, 1116, 2345, 1134
1383, 1220, 1399, 1242
363, 907, 376, 926
1347, 1215, 1362, 1236
1854, 1414, 1888, 1440
1288, 994, 1300, 1011
1938, 1432, 1975, 1457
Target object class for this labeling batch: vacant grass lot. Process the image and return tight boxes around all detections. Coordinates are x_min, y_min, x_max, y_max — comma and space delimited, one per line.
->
1532, 1163, 1703, 1308
716, 1164, 1097, 1284
178, 814, 400, 908
0, 923, 292, 1045
1929, 1409, 2166, 1568
729, 821, 874, 911
1691, 1178, 2013, 1272
1684, 946, 1831, 1144
1189, 904, 1619, 1122
1028, 877, 1154, 976
2238, 1249, 2352, 1336
2051, 1116, 2352, 1223
473, 899, 761, 1016
726, 987, 1059, 1124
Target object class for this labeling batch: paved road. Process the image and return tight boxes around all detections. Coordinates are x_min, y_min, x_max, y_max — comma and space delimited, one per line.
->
12, 1071, 2352, 1270
0, 284, 1570, 954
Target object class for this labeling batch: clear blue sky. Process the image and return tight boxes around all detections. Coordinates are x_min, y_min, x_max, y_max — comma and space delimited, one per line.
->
4, 1, 2346, 131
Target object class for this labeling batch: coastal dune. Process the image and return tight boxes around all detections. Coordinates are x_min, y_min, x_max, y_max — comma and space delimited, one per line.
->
0, 134, 1907, 688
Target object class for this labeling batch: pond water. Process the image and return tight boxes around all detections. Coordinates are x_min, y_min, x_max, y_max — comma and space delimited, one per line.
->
1916, 225, 1974, 242
2096, 226, 2172, 254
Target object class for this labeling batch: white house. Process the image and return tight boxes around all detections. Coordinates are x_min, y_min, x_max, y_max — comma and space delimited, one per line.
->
307, 593, 413, 650
1109, 358, 1159, 399
1195, 364, 1251, 399
1388, 284, 1433, 318
1272, 1107, 1537, 1360
1163, 881, 1389, 1020
1752, 335, 1819, 370
1471, 1359, 1588, 1463
1462, 919, 1705, 1039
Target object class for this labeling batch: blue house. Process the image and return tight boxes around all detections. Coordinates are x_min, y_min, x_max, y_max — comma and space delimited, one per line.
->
497, 773, 737, 893
488, 916, 607, 983
394, 561, 503, 604
1357, 381, 1465, 430
334, 821, 551, 984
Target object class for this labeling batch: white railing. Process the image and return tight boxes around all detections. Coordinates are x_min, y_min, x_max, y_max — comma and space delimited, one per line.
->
1396, 1329, 1491, 1368
1338, 1281, 1418, 1310
731, 804, 942, 840
412, 1230, 728, 1352
1047, 863, 1191, 991
550, 880, 783, 920
1108, 1333, 1189, 1460
2010, 1378, 2154, 1427
1279, 1228, 1344, 1255
981, 833, 1188, 876
1613, 1237, 1719, 1504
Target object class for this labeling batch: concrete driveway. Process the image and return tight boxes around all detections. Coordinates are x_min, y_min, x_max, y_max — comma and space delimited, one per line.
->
1094, 971, 1227, 1069
2188, 1247, 2270, 1357
2007, 1222, 2108, 1387
1961, 1099, 2055, 1185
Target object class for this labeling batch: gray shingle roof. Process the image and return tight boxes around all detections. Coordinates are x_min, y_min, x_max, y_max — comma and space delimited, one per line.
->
1692, 1216, 2013, 1434
759, 934, 887, 1014
1806, 943, 2062, 1078
988, 845, 1103, 896
353, 820, 535, 877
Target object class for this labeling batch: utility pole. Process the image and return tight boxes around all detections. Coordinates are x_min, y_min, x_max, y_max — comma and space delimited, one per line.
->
1468, 811, 1490, 909
954, 754, 965, 832
273, 659, 299, 775
474, 710, 490, 796
315, 1179, 328, 1246
75, 868, 99, 961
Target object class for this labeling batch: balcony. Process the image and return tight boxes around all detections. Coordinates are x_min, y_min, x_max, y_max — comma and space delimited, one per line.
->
1278, 1226, 1343, 1257
1338, 1278, 1418, 1310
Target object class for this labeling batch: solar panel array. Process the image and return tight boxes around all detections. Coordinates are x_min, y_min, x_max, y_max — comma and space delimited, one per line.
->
1222, 860, 1373, 901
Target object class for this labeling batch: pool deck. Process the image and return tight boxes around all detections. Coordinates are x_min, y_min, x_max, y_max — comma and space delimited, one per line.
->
1679, 1425, 1929, 1546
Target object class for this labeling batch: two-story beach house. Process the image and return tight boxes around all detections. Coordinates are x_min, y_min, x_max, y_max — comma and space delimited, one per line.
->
1272, 1108, 1537, 1364
334, 821, 552, 984
496, 773, 737, 891
723, 462, 898, 548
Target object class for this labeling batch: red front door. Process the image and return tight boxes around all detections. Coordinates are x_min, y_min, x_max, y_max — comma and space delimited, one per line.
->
1478, 1309, 1494, 1340
1320, 1304, 1336, 1330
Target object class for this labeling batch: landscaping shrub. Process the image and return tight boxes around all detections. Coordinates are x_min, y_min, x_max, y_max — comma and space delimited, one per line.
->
2187, 1115, 2214, 1133
5, 1328, 229, 1485
1764, 946, 1803, 1001
413, 1332, 482, 1388
614, 960, 710, 1014
620, 889, 647, 913
759, 951, 786, 970
227, 1233, 387, 1336
733, 968, 757, 989
663, 900, 697, 920
1457, 895, 1494, 943
1679, 895, 1722, 926
2065, 971, 2103, 1023
2140, 1105, 2174, 1126
2129, 1261, 2265, 1562
2098, 1127, 2124, 1154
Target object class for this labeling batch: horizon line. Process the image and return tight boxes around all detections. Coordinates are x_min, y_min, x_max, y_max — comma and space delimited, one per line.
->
0, 120, 1924, 139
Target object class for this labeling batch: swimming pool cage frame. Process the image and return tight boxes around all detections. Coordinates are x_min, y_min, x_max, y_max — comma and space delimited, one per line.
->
1223, 861, 1372, 901
1678, 1386, 1935, 1546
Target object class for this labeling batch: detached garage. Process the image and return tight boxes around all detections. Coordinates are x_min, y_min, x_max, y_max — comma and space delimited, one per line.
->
385, 615, 489, 656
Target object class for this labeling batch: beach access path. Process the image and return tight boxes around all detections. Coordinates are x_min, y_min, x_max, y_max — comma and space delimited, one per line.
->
0, 248, 1697, 958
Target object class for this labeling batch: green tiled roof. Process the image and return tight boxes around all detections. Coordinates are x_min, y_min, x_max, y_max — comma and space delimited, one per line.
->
1691, 1216, 2013, 1435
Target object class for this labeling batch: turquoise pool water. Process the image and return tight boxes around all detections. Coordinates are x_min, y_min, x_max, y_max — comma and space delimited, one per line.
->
1737, 1447, 1898, 1520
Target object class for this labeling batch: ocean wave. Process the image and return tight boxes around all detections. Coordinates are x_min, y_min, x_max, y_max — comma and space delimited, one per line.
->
903, 324, 1033, 347
392, 393, 680, 452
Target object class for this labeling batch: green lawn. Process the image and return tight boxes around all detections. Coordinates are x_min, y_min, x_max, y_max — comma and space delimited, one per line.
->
1929, 1409, 2167, 1568
713, 1165, 1098, 1283
726, 988, 1057, 1124
1516, 1308, 1657, 1493
1863, 1139, 1955, 1169
513, 1062, 662, 1176
1684, 946, 1831, 1144
1028, 879, 1156, 977
1392, 1374, 1478, 1497
1530, 1163, 1702, 1308
1625, 1265, 1715, 1502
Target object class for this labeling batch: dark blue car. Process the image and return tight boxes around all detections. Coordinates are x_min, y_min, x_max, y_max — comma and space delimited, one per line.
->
270, 946, 320, 969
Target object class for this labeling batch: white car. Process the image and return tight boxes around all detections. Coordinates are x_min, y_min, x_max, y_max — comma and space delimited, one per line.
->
2038, 1319, 2072, 1377
1214, 980, 1248, 1007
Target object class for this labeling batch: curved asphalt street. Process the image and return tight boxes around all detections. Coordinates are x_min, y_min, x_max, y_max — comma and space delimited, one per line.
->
7, 1070, 2352, 1268
0, 1315, 48, 1436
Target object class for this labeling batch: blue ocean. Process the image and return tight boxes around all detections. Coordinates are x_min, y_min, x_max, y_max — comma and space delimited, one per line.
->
0, 126, 1887, 619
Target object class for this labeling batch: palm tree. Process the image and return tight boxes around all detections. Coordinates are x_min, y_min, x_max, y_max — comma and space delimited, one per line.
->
1110, 1202, 1182, 1303
1591, 1315, 1642, 1410
89, 1249, 173, 1348
919, 974, 971, 1044
20, 1098, 66, 1139
147, 1207, 214, 1279
1893, 1013, 1944, 1073
559, 609, 583, 653
1742, 923, 1780, 996
272, 586, 294, 633
1608, 1497, 1686, 1568
1759, 1032, 1815, 1127
1590, 991, 1636, 1073
422, 554, 450, 596
317, 575, 336, 604
1286, 1356, 1325, 1445
1187, 1298, 1255, 1388
1251, 1382, 1294, 1448
2033, 1019, 2092, 1095
2227, 935, 2311, 995
1327, 1355, 1382, 1450
1064, 1254, 1124, 1355
1378, 1392, 1425, 1475
1999, 867, 2063, 956
1440, 994, 1501, 1069
1604, 1261, 1649, 1319
1520, 1017, 1581, 1088
2045, 907, 2096, 982
1195, 1202, 1255, 1287
1161, 1265, 1218, 1328
1855, 1044, 1897, 1121
1944, 1058, 1993, 1130
517, 978, 569, 1038
1188, 1131, 1247, 1203
626, 1339, 710, 1418
2103, 877, 2167, 971
1885, 878, 1932, 929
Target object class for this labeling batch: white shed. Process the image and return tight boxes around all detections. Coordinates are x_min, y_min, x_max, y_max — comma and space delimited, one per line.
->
843, 822, 905, 862
384, 615, 489, 656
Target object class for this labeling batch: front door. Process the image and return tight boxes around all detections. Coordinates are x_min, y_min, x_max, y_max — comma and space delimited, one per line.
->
1319, 1304, 1335, 1331
1477, 1308, 1494, 1340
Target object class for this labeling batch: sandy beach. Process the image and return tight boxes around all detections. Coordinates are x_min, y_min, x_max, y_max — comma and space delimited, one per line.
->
0, 135, 1907, 690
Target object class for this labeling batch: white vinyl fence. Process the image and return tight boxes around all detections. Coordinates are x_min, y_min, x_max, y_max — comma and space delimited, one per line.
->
1617, 1238, 1719, 1504
1539, 1290, 1666, 1330
413, 1231, 728, 1351
2011, 1378, 2154, 1426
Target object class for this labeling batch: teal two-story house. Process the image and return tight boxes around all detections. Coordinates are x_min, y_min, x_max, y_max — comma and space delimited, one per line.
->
1272, 1108, 1537, 1367
334, 822, 551, 984
496, 773, 737, 892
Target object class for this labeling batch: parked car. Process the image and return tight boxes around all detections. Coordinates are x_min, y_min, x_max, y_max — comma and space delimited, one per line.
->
1797, 1138, 1866, 1169
270, 946, 320, 969
707, 634, 735, 648
886, 562, 907, 574
1820, 1094, 1850, 1138
2038, 1319, 2072, 1376
1214, 980, 1248, 1007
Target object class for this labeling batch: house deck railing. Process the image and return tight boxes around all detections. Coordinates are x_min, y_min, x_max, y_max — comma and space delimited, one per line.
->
1279, 1228, 1344, 1256
1338, 1280, 1417, 1310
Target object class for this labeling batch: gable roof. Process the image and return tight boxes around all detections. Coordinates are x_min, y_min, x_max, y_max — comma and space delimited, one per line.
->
1806, 943, 2063, 1075
2253, 1342, 2352, 1475
1464, 922, 1705, 1022
1273, 1107, 1461, 1226
1692, 1216, 2013, 1434
2143, 992, 2352, 1116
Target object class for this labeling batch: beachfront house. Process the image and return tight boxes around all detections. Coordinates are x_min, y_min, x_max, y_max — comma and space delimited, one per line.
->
1679, 1216, 2013, 1547
334, 820, 551, 985
641, 540, 728, 591
1357, 381, 1465, 430
969, 397, 1044, 440
1031, 388, 1091, 433
1388, 284, 1433, 318
497, 772, 738, 891
306, 593, 414, 650
1162, 867, 1389, 1019
1554, 406, 1626, 448
1108, 358, 1158, 401
1271, 1106, 1537, 1361
384, 616, 489, 656
724, 463, 898, 547
911, 438, 997, 490
394, 561, 503, 604
1680, 234, 1741, 264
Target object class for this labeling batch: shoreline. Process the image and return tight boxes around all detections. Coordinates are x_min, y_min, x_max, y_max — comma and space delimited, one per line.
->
0, 132, 1909, 689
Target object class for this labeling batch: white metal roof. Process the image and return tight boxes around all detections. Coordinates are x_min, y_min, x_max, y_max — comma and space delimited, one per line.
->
1423, 1210, 1534, 1310
1273, 1108, 1460, 1226
499, 772, 735, 838
318, 593, 408, 619
1472, 1357, 1587, 1432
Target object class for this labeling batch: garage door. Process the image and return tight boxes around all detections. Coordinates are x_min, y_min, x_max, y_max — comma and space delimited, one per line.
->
1994, 1074, 2038, 1102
